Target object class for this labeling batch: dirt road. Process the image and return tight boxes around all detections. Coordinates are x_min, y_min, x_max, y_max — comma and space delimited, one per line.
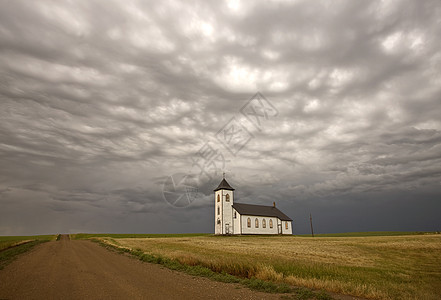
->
0, 235, 280, 299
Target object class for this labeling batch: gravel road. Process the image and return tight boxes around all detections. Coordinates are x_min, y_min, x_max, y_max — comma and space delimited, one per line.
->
0, 235, 280, 299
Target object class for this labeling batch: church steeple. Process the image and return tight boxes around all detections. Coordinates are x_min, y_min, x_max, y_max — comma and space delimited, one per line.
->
214, 175, 235, 191
214, 175, 235, 235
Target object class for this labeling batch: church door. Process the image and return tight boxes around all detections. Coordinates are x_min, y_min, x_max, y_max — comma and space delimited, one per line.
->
225, 223, 230, 235
277, 223, 282, 234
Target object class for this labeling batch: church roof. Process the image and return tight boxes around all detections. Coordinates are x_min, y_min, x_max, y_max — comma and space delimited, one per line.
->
232, 203, 292, 221
214, 178, 235, 191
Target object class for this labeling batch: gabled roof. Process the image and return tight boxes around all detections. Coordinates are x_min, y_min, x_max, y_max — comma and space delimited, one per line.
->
232, 203, 292, 221
214, 178, 235, 191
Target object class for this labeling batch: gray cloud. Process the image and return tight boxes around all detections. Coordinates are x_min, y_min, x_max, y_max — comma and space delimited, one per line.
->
1, 0, 440, 235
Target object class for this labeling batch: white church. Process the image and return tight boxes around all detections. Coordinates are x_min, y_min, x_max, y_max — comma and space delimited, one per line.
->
214, 176, 293, 235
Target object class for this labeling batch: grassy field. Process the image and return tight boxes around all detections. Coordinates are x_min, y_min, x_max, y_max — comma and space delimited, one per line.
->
88, 233, 441, 300
0, 235, 56, 269
71, 233, 208, 240
0, 235, 57, 251
297, 231, 437, 237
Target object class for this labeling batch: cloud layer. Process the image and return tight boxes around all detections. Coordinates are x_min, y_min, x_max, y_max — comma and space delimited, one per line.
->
1, 0, 440, 235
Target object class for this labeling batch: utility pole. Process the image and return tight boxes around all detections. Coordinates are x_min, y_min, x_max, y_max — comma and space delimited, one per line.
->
310, 213, 314, 237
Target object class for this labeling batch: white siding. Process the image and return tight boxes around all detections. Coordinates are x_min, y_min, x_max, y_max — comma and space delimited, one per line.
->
282, 220, 293, 235
274, 219, 292, 235
215, 189, 234, 235
241, 215, 279, 235
233, 209, 241, 234
214, 191, 221, 234
222, 190, 234, 234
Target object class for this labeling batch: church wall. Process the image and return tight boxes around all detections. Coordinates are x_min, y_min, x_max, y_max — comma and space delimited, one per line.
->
215, 191, 221, 234
233, 209, 241, 234
240, 215, 279, 235
283, 220, 293, 235
222, 190, 234, 234
215, 189, 234, 234
277, 219, 293, 235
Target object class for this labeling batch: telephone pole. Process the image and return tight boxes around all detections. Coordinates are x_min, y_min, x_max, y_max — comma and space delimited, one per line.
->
310, 213, 314, 237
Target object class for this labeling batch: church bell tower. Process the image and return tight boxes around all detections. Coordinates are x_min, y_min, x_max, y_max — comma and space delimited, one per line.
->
214, 174, 235, 235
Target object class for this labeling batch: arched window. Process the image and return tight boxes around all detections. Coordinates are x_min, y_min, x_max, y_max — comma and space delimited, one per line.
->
247, 218, 251, 228
217, 218, 220, 224
262, 219, 266, 228
234, 211, 237, 219
226, 194, 230, 202
217, 194, 220, 202
285, 221, 288, 229
269, 219, 273, 228
255, 218, 259, 228
217, 206, 220, 215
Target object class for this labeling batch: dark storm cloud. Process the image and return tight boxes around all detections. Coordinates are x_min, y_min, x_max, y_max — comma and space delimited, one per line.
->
1, 0, 440, 235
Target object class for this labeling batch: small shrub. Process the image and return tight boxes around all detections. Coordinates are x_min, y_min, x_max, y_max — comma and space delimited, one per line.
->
293, 287, 315, 300
276, 283, 292, 293
242, 278, 281, 293
315, 290, 333, 300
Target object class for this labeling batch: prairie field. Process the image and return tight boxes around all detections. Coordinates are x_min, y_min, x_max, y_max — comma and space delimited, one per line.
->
0, 235, 56, 269
94, 233, 441, 300
0, 235, 56, 251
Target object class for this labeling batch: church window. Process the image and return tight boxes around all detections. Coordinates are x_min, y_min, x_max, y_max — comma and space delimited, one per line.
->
234, 211, 237, 219
255, 218, 259, 228
217, 195, 220, 202
285, 221, 288, 229
269, 219, 273, 228
217, 218, 220, 224
262, 219, 266, 228
247, 218, 251, 228
217, 206, 220, 215
226, 194, 230, 202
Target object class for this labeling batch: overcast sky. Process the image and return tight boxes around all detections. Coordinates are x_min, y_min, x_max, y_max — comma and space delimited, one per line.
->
1, 0, 440, 235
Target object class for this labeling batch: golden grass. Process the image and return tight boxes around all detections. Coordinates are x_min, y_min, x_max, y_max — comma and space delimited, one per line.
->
98, 235, 441, 300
